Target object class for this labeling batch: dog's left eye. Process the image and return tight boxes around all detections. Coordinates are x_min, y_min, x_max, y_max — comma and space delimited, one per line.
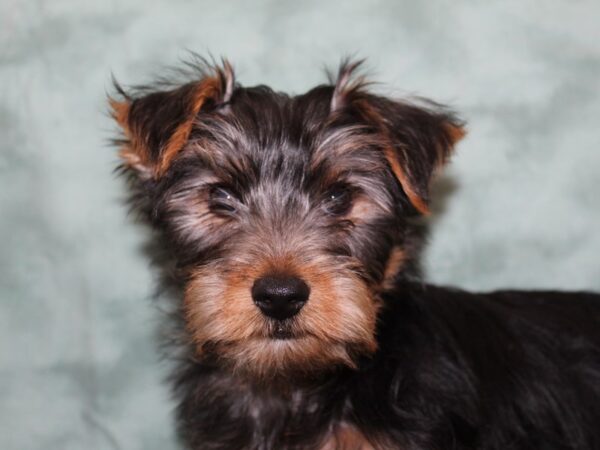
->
323, 184, 353, 216
209, 186, 238, 213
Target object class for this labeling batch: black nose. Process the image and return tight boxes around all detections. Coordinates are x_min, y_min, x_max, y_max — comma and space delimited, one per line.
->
251, 276, 310, 321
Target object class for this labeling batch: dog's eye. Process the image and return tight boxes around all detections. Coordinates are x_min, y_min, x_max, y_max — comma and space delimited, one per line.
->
323, 184, 353, 216
209, 186, 238, 213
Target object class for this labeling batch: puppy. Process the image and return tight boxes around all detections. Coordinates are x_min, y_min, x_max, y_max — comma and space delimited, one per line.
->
111, 58, 600, 450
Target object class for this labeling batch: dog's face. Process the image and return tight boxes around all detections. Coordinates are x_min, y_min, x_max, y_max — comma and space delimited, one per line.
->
111, 60, 463, 377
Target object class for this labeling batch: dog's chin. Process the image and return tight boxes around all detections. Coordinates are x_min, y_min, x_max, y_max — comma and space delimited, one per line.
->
207, 334, 359, 380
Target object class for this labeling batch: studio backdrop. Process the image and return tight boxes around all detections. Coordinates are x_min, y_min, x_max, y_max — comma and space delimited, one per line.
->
1, 1, 599, 449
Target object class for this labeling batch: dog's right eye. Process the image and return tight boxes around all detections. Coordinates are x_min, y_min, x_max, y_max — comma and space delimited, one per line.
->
323, 184, 354, 216
209, 186, 238, 213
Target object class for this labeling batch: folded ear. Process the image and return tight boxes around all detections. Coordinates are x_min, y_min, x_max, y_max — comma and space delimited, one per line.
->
109, 60, 235, 179
364, 97, 465, 215
331, 61, 465, 215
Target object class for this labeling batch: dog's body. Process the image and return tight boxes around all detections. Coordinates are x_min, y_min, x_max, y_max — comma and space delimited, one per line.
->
111, 58, 600, 449
174, 284, 600, 450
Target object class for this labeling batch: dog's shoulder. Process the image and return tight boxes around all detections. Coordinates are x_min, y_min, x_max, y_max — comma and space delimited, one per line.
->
359, 283, 600, 449
382, 282, 600, 331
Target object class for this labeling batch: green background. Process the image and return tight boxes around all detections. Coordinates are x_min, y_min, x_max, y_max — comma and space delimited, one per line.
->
1, 1, 599, 448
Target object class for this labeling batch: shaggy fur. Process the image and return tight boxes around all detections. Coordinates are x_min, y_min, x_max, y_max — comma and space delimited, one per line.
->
111, 57, 600, 450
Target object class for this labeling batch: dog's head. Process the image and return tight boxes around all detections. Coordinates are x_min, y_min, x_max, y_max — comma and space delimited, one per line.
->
111, 58, 464, 378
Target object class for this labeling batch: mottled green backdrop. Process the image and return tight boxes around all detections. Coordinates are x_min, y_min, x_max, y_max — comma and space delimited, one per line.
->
1, 1, 599, 449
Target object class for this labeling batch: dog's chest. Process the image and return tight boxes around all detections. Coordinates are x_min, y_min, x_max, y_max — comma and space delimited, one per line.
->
319, 424, 375, 450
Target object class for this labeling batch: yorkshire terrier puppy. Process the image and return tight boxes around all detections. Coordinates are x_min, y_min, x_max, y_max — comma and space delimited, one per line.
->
111, 58, 600, 450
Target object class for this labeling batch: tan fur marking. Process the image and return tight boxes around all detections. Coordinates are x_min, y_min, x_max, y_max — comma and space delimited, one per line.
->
433, 122, 466, 168
381, 246, 406, 291
320, 425, 375, 450
348, 197, 381, 223
445, 122, 467, 146
110, 98, 151, 171
156, 77, 221, 176
109, 98, 130, 130
381, 144, 430, 215
183, 252, 379, 378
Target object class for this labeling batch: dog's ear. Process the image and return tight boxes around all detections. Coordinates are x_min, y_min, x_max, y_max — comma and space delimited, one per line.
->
360, 97, 465, 215
330, 61, 465, 215
109, 61, 234, 179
